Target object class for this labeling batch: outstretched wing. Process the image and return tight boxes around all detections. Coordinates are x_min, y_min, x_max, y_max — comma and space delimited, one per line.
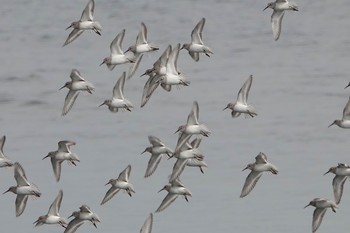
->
271, 10, 285, 41
240, 171, 263, 198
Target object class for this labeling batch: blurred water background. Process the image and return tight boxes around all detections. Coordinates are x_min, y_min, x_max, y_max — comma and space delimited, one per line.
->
1, 0, 350, 232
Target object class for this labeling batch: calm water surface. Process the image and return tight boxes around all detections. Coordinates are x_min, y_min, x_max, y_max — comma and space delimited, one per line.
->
1, 0, 350, 232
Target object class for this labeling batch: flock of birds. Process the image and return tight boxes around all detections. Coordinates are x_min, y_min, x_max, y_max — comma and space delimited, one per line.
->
3, 0, 350, 233
58, 0, 301, 116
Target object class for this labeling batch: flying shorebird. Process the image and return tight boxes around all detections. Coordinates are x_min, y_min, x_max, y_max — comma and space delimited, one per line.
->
99, 72, 133, 113
125, 22, 159, 54
263, 0, 298, 41
240, 152, 278, 198
156, 43, 190, 87
181, 18, 213, 61
169, 137, 204, 183
141, 135, 173, 178
3, 162, 41, 217
141, 45, 171, 77
328, 97, 350, 128
100, 29, 134, 71
64, 205, 100, 233
156, 179, 192, 212
101, 165, 135, 205
33, 190, 67, 228
304, 198, 337, 233
174, 101, 210, 153
42, 140, 80, 182
123, 22, 160, 79
63, 0, 101, 46
60, 69, 95, 116
182, 138, 207, 173
223, 75, 257, 118
0, 135, 13, 167
68, 205, 101, 228
324, 163, 350, 204
140, 45, 173, 107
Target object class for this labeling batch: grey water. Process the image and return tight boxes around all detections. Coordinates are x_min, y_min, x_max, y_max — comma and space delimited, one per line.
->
1, 0, 350, 232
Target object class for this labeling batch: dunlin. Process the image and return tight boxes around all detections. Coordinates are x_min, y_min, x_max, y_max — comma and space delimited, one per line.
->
3, 162, 41, 217
42, 140, 80, 182
125, 22, 159, 54
99, 72, 133, 112
141, 45, 171, 77
101, 164, 135, 205
33, 190, 67, 228
157, 44, 190, 86
100, 29, 134, 70
63, 0, 101, 46
169, 138, 204, 182
223, 75, 257, 118
156, 179, 192, 212
60, 69, 95, 116
140, 45, 177, 107
64, 205, 100, 233
304, 198, 337, 232
174, 101, 210, 153
181, 18, 213, 61
329, 97, 350, 128
324, 163, 350, 204
240, 152, 278, 198
68, 205, 101, 228
142, 136, 173, 178
263, 0, 298, 41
